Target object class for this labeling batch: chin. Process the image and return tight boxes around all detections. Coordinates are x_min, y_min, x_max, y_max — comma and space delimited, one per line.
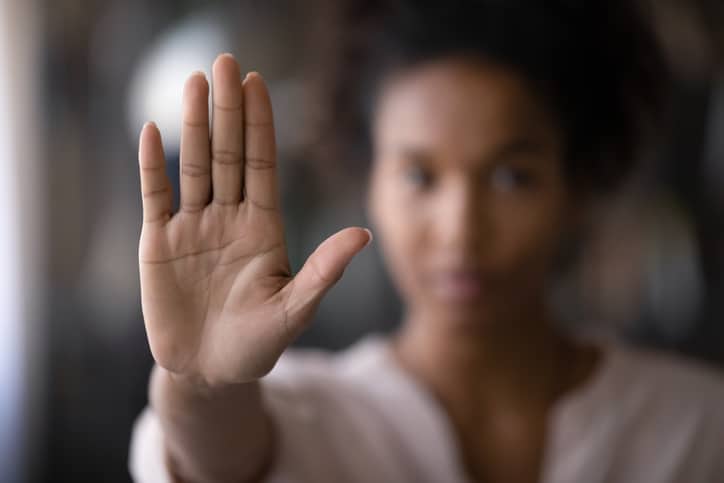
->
429, 299, 500, 332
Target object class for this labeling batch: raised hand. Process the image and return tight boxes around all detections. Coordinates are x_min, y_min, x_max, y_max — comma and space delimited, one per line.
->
138, 54, 371, 388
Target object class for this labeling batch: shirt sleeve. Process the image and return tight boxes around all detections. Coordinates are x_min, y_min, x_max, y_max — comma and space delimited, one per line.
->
127, 344, 411, 483
128, 407, 173, 483
127, 398, 310, 483
127, 350, 344, 483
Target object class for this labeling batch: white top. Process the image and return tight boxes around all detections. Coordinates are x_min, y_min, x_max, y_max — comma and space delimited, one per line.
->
129, 335, 724, 482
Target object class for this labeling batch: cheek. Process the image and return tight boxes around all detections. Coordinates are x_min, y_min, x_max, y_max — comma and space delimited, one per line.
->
486, 194, 568, 275
370, 175, 428, 294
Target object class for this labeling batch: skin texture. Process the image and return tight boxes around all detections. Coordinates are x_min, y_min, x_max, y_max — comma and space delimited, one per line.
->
138, 54, 598, 483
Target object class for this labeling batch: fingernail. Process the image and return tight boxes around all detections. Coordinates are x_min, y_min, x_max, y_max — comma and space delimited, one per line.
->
245, 71, 262, 82
190, 70, 206, 79
143, 121, 157, 130
363, 228, 374, 247
220, 52, 235, 59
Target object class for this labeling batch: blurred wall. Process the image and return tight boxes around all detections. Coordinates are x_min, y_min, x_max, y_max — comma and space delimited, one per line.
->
0, 1, 45, 482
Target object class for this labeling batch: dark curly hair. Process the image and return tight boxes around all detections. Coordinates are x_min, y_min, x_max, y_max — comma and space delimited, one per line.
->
311, 0, 668, 193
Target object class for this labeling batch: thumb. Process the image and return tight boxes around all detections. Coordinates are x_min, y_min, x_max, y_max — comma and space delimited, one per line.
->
282, 227, 372, 335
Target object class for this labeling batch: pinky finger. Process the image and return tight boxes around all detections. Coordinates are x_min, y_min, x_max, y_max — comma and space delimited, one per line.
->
139, 122, 172, 224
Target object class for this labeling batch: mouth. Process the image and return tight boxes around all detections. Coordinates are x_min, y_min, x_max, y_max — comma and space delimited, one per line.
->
427, 269, 488, 303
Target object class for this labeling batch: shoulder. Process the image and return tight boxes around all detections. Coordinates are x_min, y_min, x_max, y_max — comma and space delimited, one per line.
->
584, 343, 724, 458
605, 343, 724, 413
550, 343, 724, 480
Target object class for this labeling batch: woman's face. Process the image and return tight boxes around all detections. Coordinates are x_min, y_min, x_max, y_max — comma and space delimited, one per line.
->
369, 58, 577, 329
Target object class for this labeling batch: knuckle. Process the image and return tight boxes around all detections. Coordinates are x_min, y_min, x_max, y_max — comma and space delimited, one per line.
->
182, 162, 210, 178
212, 149, 242, 166
245, 156, 275, 171
308, 257, 336, 287
182, 119, 208, 129
142, 187, 169, 200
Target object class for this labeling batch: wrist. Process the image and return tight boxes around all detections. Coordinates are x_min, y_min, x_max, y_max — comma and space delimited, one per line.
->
150, 364, 258, 407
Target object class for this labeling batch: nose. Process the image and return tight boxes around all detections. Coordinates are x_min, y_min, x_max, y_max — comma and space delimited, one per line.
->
432, 178, 485, 254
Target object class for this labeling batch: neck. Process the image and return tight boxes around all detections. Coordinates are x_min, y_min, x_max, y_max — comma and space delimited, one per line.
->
392, 301, 580, 411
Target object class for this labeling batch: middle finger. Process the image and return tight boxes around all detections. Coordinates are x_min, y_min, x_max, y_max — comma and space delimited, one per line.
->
210, 53, 243, 206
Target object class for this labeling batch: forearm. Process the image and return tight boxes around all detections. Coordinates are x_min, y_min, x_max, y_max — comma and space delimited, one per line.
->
149, 364, 274, 483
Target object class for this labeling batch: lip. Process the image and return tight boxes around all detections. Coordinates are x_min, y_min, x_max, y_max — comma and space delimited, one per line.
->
428, 269, 487, 303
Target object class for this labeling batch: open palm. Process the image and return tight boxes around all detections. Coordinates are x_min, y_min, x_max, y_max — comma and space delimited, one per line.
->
138, 54, 370, 388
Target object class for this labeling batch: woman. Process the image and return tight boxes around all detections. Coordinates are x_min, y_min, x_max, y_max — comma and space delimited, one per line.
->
130, 2, 724, 482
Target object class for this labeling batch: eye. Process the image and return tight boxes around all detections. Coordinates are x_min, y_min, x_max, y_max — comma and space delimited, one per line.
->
403, 163, 434, 190
489, 164, 535, 192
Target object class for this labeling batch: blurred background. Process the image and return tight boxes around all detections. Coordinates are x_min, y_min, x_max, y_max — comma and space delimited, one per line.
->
0, 0, 723, 481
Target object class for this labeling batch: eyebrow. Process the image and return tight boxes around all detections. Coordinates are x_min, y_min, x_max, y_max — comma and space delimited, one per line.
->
397, 147, 435, 164
394, 137, 551, 168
